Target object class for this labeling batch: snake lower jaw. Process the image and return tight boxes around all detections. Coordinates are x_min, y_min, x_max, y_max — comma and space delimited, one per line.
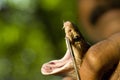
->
41, 49, 76, 76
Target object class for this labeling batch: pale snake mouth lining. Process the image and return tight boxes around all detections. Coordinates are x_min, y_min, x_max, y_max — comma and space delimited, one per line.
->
41, 49, 73, 75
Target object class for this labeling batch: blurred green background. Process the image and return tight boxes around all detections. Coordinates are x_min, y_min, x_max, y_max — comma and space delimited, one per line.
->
0, 0, 79, 80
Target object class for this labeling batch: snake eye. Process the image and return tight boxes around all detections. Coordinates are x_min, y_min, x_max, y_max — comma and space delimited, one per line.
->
73, 35, 80, 42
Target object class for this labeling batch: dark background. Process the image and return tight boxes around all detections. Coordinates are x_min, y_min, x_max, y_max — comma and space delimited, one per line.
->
0, 0, 81, 80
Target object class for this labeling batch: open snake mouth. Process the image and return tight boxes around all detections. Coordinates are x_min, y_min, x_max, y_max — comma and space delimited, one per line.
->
41, 21, 76, 75
41, 49, 74, 75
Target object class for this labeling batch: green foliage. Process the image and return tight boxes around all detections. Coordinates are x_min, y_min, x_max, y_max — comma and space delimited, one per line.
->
0, 0, 77, 80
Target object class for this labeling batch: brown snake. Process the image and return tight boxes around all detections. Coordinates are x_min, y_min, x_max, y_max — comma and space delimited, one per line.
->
41, 21, 90, 80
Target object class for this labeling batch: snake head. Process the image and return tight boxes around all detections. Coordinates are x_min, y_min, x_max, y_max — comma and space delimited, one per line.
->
63, 21, 83, 44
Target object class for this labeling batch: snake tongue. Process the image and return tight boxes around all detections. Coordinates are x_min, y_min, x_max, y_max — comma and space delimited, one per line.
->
41, 49, 74, 75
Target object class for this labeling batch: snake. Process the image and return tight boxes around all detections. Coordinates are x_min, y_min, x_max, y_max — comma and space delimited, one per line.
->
41, 21, 90, 80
